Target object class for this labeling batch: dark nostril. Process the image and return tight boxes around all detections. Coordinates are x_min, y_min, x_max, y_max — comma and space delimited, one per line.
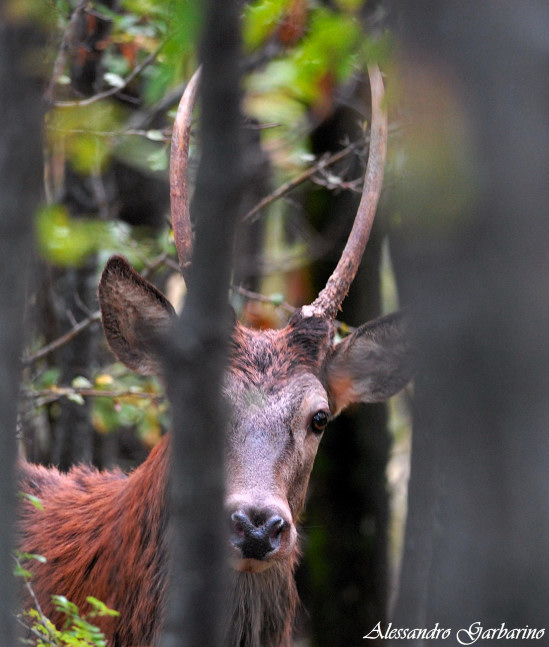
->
230, 509, 290, 560
265, 515, 285, 538
231, 511, 248, 536
264, 515, 287, 549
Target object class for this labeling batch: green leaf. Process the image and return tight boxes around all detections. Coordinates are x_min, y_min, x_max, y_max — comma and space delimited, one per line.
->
142, 0, 201, 103
72, 376, 93, 389
14, 563, 34, 579
16, 551, 47, 563
290, 8, 362, 103
86, 596, 120, 618
147, 146, 168, 171
36, 205, 118, 267
19, 492, 45, 511
103, 72, 125, 88
145, 129, 165, 142
243, 0, 293, 51
68, 393, 86, 406
268, 292, 285, 306
333, 0, 363, 10
35, 367, 62, 389
47, 101, 123, 174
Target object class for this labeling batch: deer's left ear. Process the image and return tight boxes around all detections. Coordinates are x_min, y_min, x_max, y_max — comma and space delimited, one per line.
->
323, 312, 413, 415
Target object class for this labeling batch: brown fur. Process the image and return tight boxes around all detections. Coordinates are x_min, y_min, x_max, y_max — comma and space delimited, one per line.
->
228, 314, 333, 390
18, 438, 169, 647
228, 558, 300, 647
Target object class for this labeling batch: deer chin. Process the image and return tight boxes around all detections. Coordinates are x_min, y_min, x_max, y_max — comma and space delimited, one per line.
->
231, 556, 275, 573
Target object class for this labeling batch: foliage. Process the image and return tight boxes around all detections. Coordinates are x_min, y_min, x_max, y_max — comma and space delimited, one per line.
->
40, 0, 386, 235
15, 555, 119, 647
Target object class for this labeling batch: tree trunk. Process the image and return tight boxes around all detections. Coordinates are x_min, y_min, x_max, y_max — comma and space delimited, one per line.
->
390, 1, 549, 639
159, 1, 246, 645
0, 13, 44, 644
40, 3, 117, 470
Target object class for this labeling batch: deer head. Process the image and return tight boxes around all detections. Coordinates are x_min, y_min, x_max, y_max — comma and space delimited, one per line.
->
98, 66, 412, 575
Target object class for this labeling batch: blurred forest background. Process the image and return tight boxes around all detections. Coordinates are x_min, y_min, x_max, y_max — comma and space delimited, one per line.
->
2, 0, 548, 645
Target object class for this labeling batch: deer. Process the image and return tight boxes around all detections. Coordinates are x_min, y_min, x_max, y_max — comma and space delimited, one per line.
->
17, 65, 412, 647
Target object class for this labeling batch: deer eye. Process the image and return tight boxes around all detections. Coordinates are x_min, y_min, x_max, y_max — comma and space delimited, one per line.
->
310, 410, 330, 434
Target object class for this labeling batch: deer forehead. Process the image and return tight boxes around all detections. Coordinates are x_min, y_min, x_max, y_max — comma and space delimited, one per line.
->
224, 321, 333, 423
227, 318, 333, 385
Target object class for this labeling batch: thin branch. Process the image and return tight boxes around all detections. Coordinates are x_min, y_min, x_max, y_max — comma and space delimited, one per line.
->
142, 250, 173, 277
14, 555, 60, 644
44, 0, 90, 105
22, 387, 165, 408
23, 310, 101, 366
311, 170, 363, 193
241, 141, 360, 223
46, 126, 171, 142
240, 120, 405, 226
232, 285, 297, 316
232, 285, 355, 335
54, 44, 165, 108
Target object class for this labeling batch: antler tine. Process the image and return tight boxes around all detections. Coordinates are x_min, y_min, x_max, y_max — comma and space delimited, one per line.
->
302, 64, 388, 320
170, 68, 201, 282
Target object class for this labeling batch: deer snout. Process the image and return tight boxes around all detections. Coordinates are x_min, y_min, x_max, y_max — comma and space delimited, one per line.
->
228, 504, 295, 572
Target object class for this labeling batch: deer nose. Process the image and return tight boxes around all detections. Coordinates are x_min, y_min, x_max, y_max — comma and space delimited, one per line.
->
230, 507, 290, 561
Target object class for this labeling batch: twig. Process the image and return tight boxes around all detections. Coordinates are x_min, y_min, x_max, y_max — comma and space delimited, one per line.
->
232, 285, 355, 334
311, 171, 363, 193
14, 555, 59, 644
232, 285, 297, 316
44, 0, 90, 105
241, 141, 361, 223
22, 387, 165, 407
46, 126, 171, 142
54, 44, 165, 108
141, 250, 172, 278
23, 311, 101, 366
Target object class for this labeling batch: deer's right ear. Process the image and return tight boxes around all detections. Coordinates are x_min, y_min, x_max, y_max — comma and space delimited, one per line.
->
98, 255, 176, 376
323, 311, 413, 415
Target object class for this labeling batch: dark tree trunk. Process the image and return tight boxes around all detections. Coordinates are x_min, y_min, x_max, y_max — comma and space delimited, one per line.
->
39, 3, 118, 470
232, 123, 271, 296
49, 260, 99, 469
0, 14, 44, 644
389, 1, 549, 640
159, 1, 246, 645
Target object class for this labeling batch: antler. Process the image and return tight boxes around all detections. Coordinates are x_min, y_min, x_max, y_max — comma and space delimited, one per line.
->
170, 68, 201, 282
171, 65, 386, 309
302, 64, 388, 320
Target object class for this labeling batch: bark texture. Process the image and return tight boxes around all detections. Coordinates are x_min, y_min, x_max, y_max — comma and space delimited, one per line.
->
0, 10, 44, 644
391, 1, 549, 638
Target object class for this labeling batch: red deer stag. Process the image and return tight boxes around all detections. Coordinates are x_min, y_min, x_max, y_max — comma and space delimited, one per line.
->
18, 65, 412, 647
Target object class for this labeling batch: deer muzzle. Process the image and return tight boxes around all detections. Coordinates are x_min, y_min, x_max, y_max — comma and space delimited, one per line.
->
227, 498, 296, 572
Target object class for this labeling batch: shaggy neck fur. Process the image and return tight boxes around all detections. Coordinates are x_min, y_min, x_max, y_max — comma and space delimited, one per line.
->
227, 558, 299, 647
